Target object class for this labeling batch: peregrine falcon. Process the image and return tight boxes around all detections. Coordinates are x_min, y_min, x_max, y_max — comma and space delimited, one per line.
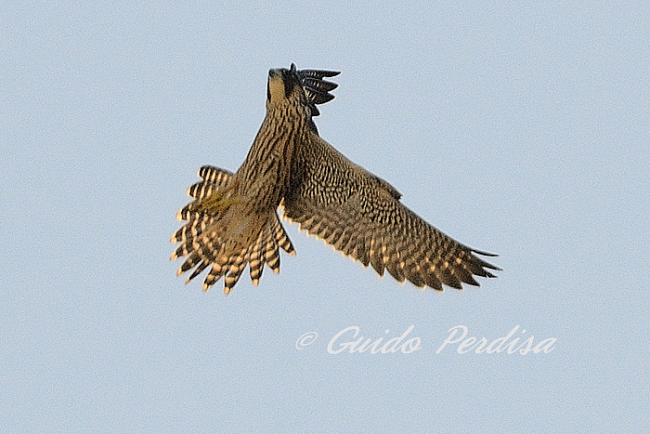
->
171, 64, 500, 293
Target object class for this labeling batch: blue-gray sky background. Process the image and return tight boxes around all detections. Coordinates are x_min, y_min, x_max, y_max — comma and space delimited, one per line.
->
2, 2, 648, 433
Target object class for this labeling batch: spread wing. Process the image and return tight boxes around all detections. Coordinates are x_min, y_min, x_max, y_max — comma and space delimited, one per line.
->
282, 136, 500, 291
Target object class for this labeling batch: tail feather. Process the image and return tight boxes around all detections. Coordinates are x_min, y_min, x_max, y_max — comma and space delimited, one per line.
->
187, 260, 210, 283
224, 250, 248, 293
187, 182, 216, 200
271, 215, 295, 254
171, 166, 295, 293
171, 215, 216, 243
263, 227, 281, 273
198, 166, 233, 185
178, 249, 203, 274
248, 236, 264, 285
204, 261, 227, 290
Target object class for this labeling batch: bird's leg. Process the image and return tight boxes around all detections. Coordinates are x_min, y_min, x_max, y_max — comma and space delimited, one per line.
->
188, 185, 241, 216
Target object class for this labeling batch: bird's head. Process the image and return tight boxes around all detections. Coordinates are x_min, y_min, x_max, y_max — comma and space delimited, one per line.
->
267, 64, 303, 108
266, 64, 340, 118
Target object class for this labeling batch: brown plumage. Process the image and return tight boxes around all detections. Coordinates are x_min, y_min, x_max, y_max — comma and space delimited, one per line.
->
171, 64, 500, 293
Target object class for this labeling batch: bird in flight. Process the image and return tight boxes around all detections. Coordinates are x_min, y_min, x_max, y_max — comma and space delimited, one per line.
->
171, 64, 500, 294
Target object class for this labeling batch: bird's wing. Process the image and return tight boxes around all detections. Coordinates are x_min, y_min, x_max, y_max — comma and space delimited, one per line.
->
294, 64, 340, 117
282, 137, 500, 291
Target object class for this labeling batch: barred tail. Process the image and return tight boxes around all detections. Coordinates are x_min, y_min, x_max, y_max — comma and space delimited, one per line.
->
170, 165, 295, 293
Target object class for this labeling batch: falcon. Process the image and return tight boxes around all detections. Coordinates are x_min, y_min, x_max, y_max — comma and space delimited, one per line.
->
171, 64, 500, 293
